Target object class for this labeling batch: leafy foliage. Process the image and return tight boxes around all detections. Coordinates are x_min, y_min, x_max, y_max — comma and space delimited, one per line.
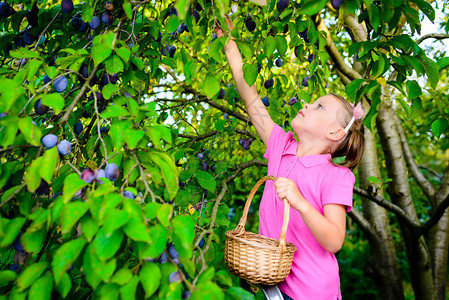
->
0, 0, 448, 299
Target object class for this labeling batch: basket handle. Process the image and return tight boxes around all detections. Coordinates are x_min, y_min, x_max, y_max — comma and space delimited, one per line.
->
235, 175, 290, 252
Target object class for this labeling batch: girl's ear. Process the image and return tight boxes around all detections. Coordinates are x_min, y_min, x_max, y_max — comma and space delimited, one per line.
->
327, 127, 345, 142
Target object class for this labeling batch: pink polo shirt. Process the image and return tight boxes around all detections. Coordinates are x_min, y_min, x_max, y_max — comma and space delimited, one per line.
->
259, 124, 355, 300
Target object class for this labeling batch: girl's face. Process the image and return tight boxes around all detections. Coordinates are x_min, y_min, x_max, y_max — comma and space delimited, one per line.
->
291, 95, 344, 140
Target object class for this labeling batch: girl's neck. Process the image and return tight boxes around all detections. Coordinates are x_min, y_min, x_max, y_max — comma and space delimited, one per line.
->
296, 141, 330, 157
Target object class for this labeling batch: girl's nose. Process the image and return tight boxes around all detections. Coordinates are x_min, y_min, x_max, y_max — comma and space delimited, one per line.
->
304, 103, 310, 109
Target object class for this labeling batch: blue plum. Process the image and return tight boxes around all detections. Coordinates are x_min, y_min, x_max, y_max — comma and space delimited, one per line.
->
54, 76, 68, 93
42, 134, 58, 149
74, 122, 83, 135
123, 191, 135, 199
58, 140, 71, 156
61, 0, 74, 14
105, 163, 119, 181
90, 16, 100, 30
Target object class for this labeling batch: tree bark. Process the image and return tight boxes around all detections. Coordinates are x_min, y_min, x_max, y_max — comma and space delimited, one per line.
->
358, 129, 404, 300
428, 168, 449, 300
376, 99, 436, 300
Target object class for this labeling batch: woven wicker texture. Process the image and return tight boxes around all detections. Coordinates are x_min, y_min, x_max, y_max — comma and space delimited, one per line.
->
224, 176, 297, 285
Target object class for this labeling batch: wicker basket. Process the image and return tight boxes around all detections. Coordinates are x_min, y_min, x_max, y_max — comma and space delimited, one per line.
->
224, 175, 297, 285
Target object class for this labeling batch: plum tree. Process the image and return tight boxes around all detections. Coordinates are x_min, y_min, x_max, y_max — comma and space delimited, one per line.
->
1, 1, 447, 300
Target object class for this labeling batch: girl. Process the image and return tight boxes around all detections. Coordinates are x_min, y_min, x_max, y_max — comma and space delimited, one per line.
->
215, 15, 365, 300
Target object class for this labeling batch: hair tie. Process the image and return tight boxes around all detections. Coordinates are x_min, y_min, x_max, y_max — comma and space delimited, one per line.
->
344, 102, 364, 133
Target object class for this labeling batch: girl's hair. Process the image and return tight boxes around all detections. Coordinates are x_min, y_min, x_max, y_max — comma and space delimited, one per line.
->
328, 93, 366, 170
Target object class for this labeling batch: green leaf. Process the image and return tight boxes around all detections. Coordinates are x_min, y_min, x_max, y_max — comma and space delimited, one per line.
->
22, 227, 46, 254
111, 268, 133, 285
264, 36, 276, 57
100, 104, 129, 118
28, 273, 53, 300
123, 0, 133, 19
209, 38, 225, 62
124, 128, 144, 150
157, 204, 173, 227
116, 46, 131, 64
215, 270, 232, 287
39, 147, 58, 183
203, 73, 220, 98
102, 84, 119, 100
226, 287, 255, 300
56, 273, 72, 298
120, 276, 139, 300
195, 171, 216, 193
139, 224, 166, 259
437, 57, 449, 71
131, 57, 144, 70
406, 80, 422, 100
10, 48, 41, 59
18, 117, 42, 146
0, 217, 26, 248
103, 208, 130, 236
275, 35, 287, 56
62, 173, 88, 203
93, 227, 124, 262
123, 218, 151, 243
242, 63, 258, 87
345, 79, 365, 102
175, 0, 192, 20
166, 15, 180, 32
52, 239, 87, 284
82, 245, 102, 289
174, 189, 191, 208
60, 201, 90, 234
92, 32, 116, 65
147, 152, 179, 200
171, 215, 195, 259
431, 119, 448, 138
410, 0, 435, 22
17, 262, 49, 291
298, 0, 327, 15
420, 56, 439, 89
105, 55, 125, 74
139, 263, 161, 298
80, 214, 99, 242
0, 270, 17, 287
0, 78, 25, 112
40, 93, 65, 115
27, 60, 43, 83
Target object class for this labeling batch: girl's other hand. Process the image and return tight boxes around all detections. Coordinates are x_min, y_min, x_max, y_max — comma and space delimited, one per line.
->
274, 177, 305, 212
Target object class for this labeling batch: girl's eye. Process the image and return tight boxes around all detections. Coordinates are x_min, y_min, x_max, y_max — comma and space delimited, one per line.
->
317, 104, 323, 109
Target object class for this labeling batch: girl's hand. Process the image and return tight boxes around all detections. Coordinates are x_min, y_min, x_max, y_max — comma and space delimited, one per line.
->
213, 15, 234, 38
274, 177, 306, 212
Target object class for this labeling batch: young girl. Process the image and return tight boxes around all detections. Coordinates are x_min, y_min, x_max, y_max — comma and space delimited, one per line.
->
215, 16, 365, 300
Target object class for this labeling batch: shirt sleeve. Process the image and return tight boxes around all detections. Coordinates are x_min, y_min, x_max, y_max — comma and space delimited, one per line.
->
321, 167, 355, 212
264, 124, 288, 161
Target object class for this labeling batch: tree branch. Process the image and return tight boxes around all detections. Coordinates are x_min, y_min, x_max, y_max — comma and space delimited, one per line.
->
314, 15, 363, 81
353, 186, 420, 231
419, 192, 449, 237
347, 208, 377, 239
416, 33, 449, 45
393, 111, 436, 202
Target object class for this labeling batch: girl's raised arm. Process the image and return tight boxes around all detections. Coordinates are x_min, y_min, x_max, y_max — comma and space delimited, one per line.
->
214, 16, 274, 146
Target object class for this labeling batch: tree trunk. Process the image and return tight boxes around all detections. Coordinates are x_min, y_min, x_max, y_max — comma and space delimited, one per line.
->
358, 129, 404, 300
376, 100, 436, 300
428, 170, 449, 300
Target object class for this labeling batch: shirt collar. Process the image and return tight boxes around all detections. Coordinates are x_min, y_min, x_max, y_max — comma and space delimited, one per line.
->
283, 142, 332, 168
